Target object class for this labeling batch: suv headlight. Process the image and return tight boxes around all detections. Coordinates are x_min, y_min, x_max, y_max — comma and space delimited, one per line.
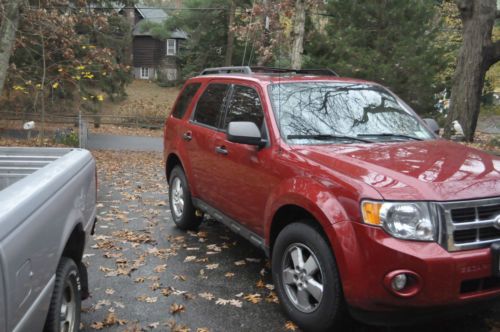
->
361, 201, 437, 241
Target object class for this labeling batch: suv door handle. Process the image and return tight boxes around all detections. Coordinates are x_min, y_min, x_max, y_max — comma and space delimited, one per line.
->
182, 132, 192, 141
215, 146, 228, 155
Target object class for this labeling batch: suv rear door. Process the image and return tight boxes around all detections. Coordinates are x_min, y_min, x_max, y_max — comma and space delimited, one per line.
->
211, 83, 279, 236
184, 82, 230, 205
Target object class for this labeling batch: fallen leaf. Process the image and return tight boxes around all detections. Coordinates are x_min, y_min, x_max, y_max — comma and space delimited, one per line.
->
205, 263, 219, 270
94, 299, 111, 310
154, 264, 167, 273
89, 322, 104, 330
243, 293, 262, 304
266, 291, 279, 304
234, 260, 246, 266
114, 301, 125, 308
148, 322, 160, 328
137, 295, 157, 303
184, 256, 197, 262
225, 272, 235, 278
284, 321, 299, 331
170, 303, 185, 314
150, 282, 161, 291
256, 279, 266, 288
215, 298, 230, 305
173, 274, 186, 281
135, 277, 145, 283
198, 292, 215, 300
229, 299, 243, 308
105, 288, 115, 295
161, 287, 173, 297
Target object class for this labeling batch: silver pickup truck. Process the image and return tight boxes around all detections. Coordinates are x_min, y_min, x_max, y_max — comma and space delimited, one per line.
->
0, 147, 96, 332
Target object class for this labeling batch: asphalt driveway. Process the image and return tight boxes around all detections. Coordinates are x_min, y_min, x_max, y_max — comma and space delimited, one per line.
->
80, 150, 500, 331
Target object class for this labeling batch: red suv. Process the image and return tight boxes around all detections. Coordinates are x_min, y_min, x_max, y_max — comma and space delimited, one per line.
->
163, 66, 500, 331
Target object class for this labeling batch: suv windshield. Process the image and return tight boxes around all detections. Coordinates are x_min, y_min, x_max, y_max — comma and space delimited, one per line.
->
268, 82, 433, 144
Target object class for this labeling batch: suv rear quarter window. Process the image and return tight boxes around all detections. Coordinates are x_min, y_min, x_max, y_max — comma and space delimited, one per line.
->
172, 83, 201, 119
193, 83, 229, 128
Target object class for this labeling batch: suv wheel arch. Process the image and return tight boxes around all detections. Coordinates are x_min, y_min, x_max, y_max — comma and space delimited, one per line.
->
166, 153, 183, 182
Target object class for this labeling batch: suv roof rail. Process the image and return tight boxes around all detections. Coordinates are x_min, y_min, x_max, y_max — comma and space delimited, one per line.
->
251, 66, 339, 77
200, 66, 253, 75
199, 66, 339, 77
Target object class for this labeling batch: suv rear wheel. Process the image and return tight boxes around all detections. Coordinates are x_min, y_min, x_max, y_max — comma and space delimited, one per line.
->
168, 166, 202, 230
272, 222, 344, 332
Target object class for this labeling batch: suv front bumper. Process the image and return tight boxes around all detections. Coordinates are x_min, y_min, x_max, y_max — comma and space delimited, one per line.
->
329, 221, 500, 318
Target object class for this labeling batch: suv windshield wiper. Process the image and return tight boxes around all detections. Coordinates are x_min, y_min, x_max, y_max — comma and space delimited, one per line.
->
357, 133, 423, 141
287, 134, 373, 143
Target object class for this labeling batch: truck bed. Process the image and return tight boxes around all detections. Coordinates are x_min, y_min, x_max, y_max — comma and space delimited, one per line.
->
0, 147, 72, 191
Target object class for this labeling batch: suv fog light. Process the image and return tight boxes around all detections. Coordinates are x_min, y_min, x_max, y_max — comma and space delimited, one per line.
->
391, 274, 407, 291
384, 270, 421, 297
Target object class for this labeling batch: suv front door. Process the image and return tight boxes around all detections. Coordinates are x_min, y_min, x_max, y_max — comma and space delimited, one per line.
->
212, 83, 279, 236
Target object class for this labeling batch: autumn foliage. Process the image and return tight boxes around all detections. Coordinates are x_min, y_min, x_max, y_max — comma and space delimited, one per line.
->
3, 0, 131, 116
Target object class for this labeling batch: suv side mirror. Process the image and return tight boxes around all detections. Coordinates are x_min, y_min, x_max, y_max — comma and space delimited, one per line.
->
423, 118, 440, 135
227, 121, 266, 147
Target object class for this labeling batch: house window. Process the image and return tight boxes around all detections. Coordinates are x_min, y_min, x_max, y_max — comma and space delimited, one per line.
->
140, 67, 149, 79
166, 39, 177, 56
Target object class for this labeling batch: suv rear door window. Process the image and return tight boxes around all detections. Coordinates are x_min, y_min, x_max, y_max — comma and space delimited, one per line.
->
223, 85, 264, 130
193, 83, 229, 128
172, 83, 201, 119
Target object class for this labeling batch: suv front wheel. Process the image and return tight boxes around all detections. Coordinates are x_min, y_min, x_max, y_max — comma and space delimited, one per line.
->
272, 222, 345, 332
168, 166, 202, 230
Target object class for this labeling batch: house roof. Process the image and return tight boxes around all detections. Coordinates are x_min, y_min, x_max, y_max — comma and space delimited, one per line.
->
132, 5, 187, 39
136, 7, 169, 22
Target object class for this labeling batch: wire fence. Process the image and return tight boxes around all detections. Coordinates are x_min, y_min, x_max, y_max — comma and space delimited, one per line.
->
0, 111, 165, 129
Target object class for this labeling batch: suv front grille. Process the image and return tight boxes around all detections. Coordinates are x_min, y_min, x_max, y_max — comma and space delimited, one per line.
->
439, 198, 500, 251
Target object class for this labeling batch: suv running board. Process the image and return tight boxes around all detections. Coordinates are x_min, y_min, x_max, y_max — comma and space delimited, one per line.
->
192, 198, 270, 257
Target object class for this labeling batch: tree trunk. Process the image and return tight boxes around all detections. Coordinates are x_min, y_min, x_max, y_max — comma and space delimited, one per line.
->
0, 0, 22, 94
444, 0, 498, 142
225, 0, 236, 66
257, 0, 271, 66
290, 0, 306, 69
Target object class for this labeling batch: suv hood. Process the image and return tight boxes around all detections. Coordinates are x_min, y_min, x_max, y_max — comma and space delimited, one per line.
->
293, 140, 500, 201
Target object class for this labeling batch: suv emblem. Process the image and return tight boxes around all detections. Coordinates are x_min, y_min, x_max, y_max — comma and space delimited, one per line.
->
495, 215, 500, 229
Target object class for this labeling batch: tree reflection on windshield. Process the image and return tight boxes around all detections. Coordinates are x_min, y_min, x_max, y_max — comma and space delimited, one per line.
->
268, 82, 433, 144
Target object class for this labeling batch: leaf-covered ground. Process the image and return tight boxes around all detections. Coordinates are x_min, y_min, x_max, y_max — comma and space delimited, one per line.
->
81, 150, 500, 332
81, 151, 291, 331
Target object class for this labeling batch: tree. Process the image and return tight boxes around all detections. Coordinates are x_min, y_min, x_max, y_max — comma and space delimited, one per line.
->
148, 0, 230, 78
305, 0, 447, 115
443, 0, 499, 141
3, 1, 132, 135
290, 0, 305, 69
0, 0, 22, 93
225, 0, 236, 65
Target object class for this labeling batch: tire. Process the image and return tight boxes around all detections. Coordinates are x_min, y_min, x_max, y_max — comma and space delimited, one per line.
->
44, 257, 81, 332
272, 222, 345, 332
169, 166, 202, 230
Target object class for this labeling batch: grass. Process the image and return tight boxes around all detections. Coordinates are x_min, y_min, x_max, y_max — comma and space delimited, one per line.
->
102, 80, 181, 119
481, 104, 500, 116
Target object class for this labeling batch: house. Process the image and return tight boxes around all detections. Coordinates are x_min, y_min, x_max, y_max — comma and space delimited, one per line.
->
121, 5, 187, 82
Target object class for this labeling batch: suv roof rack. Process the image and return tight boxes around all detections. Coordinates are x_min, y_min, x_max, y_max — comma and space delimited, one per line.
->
199, 66, 339, 77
